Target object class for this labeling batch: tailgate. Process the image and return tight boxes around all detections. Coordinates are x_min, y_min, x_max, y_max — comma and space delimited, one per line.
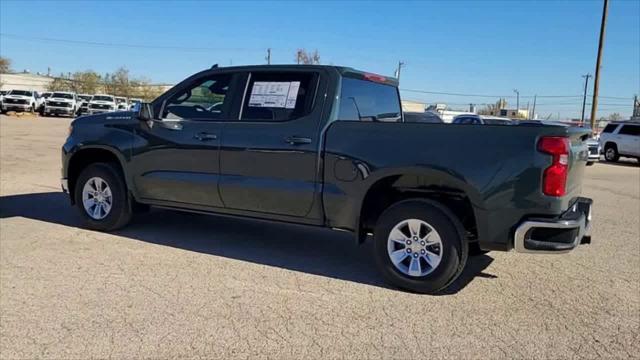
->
565, 127, 591, 199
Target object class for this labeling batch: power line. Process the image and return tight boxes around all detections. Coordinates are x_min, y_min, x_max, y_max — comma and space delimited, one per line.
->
0, 33, 269, 52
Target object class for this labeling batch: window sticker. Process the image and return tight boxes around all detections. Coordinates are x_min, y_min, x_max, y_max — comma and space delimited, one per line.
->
249, 81, 300, 108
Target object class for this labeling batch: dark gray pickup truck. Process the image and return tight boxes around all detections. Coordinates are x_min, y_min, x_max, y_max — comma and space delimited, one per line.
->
62, 65, 593, 293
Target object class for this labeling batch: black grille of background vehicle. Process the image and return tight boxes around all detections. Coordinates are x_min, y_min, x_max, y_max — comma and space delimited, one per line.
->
50, 102, 72, 107
90, 104, 111, 110
589, 146, 599, 155
5, 99, 28, 104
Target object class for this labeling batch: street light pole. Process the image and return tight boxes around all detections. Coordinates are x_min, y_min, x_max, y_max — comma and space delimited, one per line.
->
581, 74, 592, 125
590, 0, 609, 131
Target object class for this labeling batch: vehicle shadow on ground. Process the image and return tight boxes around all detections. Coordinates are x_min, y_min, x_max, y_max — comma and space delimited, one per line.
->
595, 159, 639, 168
0, 192, 495, 294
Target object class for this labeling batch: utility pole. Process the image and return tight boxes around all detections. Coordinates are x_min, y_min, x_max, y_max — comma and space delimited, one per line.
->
590, 0, 609, 131
513, 89, 520, 112
581, 74, 592, 125
395, 61, 405, 82
266, 48, 271, 65
531, 95, 537, 120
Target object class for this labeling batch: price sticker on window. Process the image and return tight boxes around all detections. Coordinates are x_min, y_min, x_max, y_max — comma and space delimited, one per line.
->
249, 81, 300, 109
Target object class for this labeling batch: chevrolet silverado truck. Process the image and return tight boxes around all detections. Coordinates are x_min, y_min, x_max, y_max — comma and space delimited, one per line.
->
61, 65, 593, 294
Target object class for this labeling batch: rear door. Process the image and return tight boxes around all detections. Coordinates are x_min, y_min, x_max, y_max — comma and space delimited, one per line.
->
130, 71, 241, 208
617, 124, 640, 156
218, 70, 327, 218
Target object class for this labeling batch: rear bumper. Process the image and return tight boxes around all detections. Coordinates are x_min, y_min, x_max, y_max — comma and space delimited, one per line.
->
514, 197, 592, 254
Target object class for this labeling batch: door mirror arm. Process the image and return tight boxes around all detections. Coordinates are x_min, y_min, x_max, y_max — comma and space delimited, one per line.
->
137, 103, 154, 121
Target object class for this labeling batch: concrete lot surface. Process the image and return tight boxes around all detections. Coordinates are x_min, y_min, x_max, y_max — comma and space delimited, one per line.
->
1, 114, 638, 359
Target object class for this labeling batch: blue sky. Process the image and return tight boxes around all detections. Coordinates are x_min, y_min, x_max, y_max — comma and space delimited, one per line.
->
1, 0, 638, 119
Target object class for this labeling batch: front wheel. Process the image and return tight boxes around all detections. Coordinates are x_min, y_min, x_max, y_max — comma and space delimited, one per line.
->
604, 144, 619, 162
373, 199, 468, 294
74, 163, 132, 231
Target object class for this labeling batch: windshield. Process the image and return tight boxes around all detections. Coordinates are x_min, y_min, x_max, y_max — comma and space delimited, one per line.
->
52, 93, 74, 99
42, 93, 52, 98
9, 90, 33, 96
92, 95, 114, 102
78, 95, 92, 101
116, 98, 126, 103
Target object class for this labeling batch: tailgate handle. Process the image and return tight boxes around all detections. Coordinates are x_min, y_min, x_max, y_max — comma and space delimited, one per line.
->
285, 136, 312, 145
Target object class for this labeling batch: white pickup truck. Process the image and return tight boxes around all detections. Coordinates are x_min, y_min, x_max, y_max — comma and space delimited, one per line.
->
1, 90, 40, 113
44, 92, 80, 117
115, 96, 128, 111
87, 94, 117, 115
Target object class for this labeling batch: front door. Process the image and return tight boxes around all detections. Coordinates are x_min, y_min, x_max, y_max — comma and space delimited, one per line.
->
218, 70, 327, 218
131, 72, 239, 208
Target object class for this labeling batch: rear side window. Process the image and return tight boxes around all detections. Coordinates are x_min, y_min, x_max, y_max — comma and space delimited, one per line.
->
338, 78, 401, 122
241, 72, 317, 122
602, 124, 618, 133
619, 125, 640, 136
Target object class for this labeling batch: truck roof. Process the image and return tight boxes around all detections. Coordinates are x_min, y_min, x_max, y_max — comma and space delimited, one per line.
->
200, 64, 400, 87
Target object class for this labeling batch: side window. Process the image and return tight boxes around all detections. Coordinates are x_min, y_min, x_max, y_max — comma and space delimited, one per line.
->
338, 78, 401, 122
162, 74, 232, 120
602, 124, 618, 133
241, 72, 317, 122
619, 125, 640, 136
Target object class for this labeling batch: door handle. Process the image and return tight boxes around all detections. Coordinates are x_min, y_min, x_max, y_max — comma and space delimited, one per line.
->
285, 136, 312, 145
194, 132, 217, 141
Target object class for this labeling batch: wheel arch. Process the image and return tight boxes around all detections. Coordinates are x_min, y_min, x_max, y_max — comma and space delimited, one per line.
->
355, 168, 482, 245
66, 145, 130, 204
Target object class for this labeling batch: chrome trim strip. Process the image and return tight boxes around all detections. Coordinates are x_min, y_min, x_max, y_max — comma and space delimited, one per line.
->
514, 208, 590, 254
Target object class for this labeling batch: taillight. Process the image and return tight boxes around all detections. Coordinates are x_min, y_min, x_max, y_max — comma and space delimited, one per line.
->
363, 73, 388, 83
538, 136, 570, 196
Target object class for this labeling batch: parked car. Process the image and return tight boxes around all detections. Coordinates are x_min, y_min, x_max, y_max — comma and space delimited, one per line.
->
585, 137, 601, 165
0, 90, 7, 108
61, 65, 593, 294
452, 114, 513, 125
404, 111, 443, 123
87, 94, 117, 115
115, 96, 128, 111
1, 89, 39, 113
599, 122, 640, 162
44, 92, 80, 117
76, 94, 92, 115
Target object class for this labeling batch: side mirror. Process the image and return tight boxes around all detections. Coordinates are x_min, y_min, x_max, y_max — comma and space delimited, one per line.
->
137, 102, 153, 121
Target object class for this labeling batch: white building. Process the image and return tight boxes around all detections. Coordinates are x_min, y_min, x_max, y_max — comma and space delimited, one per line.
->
0, 72, 54, 92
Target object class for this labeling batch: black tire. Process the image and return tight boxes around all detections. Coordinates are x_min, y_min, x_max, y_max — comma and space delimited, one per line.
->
373, 199, 468, 294
74, 162, 132, 231
604, 144, 619, 162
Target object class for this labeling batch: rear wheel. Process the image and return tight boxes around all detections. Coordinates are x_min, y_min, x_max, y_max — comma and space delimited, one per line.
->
604, 144, 619, 162
373, 199, 468, 294
74, 163, 132, 231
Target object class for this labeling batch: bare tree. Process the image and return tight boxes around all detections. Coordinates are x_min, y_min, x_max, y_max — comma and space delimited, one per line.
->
295, 49, 320, 64
72, 71, 101, 94
47, 74, 73, 92
0, 57, 11, 73
608, 112, 622, 121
